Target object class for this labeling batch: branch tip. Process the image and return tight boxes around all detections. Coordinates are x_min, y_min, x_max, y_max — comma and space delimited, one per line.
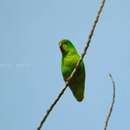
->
104, 73, 116, 130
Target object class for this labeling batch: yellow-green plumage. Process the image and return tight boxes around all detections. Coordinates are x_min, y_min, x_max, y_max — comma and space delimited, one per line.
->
59, 39, 85, 102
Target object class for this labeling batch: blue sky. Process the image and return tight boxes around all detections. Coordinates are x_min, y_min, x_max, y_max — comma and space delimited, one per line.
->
0, 0, 130, 130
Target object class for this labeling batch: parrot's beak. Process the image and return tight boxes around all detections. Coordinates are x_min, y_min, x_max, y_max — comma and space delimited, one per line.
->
60, 44, 64, 52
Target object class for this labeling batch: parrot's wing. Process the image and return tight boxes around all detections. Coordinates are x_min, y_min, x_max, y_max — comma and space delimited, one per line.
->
62, 54, 85, 102
69, 61, 85, 102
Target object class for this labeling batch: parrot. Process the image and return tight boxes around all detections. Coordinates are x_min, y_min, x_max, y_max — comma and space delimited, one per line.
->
59, 39, 86, 102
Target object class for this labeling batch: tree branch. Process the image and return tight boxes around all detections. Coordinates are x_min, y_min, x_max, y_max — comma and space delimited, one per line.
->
104, 73, 116, 130
37, 84, 68, 130
36, 0, 106, 129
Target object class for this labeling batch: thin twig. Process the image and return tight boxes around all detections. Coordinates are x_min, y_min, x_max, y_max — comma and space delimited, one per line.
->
68, 0, 106, 81
36, 0, 106, 129
37, 84, 68, 130
104, 73, 116, 130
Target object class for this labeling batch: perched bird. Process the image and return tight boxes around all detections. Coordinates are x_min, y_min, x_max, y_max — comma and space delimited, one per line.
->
59, 39, 86, 102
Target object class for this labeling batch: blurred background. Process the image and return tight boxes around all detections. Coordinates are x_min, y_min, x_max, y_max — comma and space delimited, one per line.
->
0, 0, 130, 130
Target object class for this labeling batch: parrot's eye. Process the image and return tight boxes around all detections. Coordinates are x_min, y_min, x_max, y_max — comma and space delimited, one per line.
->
63, 44, 68, 49
60, 42, 69, 53
60, 44, 67, 52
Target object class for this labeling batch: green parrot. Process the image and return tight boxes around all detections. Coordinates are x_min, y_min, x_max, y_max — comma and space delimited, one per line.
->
59, 39, 86, 102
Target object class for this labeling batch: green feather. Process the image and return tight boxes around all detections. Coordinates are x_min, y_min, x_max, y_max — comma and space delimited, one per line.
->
59, 39, 86, 102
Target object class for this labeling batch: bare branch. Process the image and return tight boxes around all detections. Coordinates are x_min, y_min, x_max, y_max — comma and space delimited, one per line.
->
36, 0, 106, 129
104, 73, 116, 130
67, 0, 106, 81
37, 84, 68, 130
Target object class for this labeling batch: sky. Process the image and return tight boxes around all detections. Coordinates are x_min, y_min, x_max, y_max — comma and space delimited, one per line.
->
0, 0, 130, 130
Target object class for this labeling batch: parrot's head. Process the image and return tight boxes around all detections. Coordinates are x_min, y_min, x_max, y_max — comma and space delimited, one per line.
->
59, 39, 76, 55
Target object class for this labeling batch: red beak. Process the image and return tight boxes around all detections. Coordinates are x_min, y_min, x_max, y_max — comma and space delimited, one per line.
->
60, 45, 64, 52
